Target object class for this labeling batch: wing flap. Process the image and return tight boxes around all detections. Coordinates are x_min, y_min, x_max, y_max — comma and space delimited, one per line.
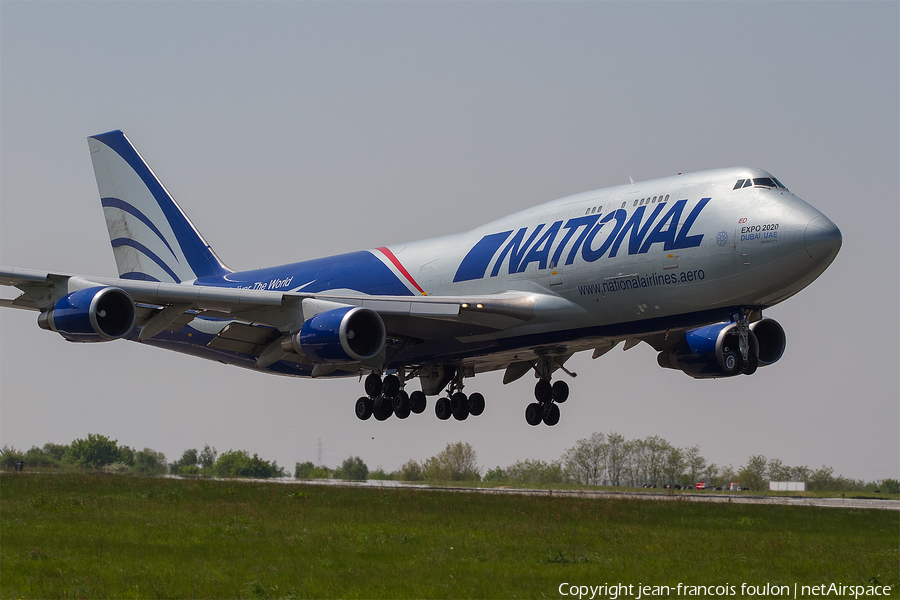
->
207, 322, 281, 355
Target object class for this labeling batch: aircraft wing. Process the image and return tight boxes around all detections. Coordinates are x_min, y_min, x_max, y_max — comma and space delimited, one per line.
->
0, 266, 539, 344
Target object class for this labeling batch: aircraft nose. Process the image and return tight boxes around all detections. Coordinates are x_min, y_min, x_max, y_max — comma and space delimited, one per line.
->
804, 215, 842, 264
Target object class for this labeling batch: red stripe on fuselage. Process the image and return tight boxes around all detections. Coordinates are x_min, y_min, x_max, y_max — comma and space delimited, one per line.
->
376, 246, 426, 295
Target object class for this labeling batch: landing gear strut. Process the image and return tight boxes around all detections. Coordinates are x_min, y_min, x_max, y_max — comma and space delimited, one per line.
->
525, 356, 571, 426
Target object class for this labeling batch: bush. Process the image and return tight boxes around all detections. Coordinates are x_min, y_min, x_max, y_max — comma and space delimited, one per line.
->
132, 448, 168, 475
395, 459, 424, 481
334, 456, 368, 481
64, 434, 123, 468
215, 450, 284, 478
367, 467, 393, 480
505, 459, 566, 485
423, 442, 481, 482
294, 461, 333, 479
880, 479, 900, 494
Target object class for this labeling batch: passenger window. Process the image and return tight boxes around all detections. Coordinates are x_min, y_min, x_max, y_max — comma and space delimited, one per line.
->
734, 179, 745, 190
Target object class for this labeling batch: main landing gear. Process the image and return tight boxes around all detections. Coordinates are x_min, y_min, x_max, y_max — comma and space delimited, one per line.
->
354, 372, 427, 421
524, 356, 571, 426
433, 369, 485, 422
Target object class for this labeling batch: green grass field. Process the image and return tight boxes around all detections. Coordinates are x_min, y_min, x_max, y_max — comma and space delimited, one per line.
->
2, 473, 897, 599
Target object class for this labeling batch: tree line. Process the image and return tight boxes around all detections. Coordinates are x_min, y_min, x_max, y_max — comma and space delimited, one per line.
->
3, 432, 896, 494
299, 435, 898, 494
1, 433, 285, 479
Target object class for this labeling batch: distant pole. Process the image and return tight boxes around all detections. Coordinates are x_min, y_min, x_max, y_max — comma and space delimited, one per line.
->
317, 438, 323, 465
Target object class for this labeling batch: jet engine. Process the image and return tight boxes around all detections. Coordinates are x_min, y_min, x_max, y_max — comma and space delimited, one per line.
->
293, 306, 386, 364
657, 318, 785, 379
37, 286, 136, 342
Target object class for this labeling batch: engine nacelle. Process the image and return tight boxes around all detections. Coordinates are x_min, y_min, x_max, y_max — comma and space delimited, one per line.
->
293, 306, 386, 364
37, 286, 136, 342
749, 318, 786, 366
657, 320, 762, 379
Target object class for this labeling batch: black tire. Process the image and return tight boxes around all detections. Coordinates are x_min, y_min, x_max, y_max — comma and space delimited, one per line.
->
410, 391, 427, 414
534, 379, 552, 403
364, 373, 383, 398
391, 390, 410, 413
468, 392, 485, 416
373, 399, 393, 421
435, 397, 452, 421
383, 374, 401, 399
450, 392, 468, 413
451, 392, 469, 420
543, 403, 560, 426
355, 397, 373, 420
551, 381, 569, 403
395, 402, 411, 420
525, 402, 543, 426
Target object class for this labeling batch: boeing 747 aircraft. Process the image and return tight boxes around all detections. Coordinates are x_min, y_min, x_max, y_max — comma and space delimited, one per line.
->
0, 131, 841, 426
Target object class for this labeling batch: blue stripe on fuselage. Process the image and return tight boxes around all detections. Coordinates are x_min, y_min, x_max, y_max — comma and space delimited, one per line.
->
196, 250, 414, 296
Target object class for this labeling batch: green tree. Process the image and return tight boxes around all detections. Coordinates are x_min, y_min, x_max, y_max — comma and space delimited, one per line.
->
41, 442, 69, 462
505, 459, 565, 484
605, 432, 627, 487
1, 445, 25, 466
395, 459, 424, 481
423, 442, 480, 482
294, 461, 333, 479
563, 432, 607, 485
199, 445, 218, 469
64, 433, 122, 468
880, 479, 900, 494
23, 446, 56, 467
683, 445, 706, 486
335, 456, 369, 481
738, 455, 768, 491
482, 466, 506, 483
132, 448, 168, 475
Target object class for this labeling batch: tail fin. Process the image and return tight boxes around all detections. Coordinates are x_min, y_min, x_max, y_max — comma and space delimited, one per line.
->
88, 130, 231, 283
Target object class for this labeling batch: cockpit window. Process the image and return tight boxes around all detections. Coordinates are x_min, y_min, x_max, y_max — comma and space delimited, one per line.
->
734, 177, 789, 191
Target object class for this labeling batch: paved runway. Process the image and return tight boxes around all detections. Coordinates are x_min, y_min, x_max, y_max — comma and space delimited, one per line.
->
290, 478, 900, 510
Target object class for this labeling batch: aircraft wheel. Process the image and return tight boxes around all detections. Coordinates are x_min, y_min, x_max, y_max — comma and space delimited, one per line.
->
742, 351, 759, 375
409, 391, 427, 414
435, 397, 452, 421
525, 403, 543, 426
365, 373, 383, 397
551, 381, 569, 404
468, 392, 485, 416
392, 390, 410, 417
451, 392, 469, 421
383, 374, 401, 398
355, 397, 373, 420
534, 379, 552, 403
543, 403, 560, 426
373, 399, 393, 421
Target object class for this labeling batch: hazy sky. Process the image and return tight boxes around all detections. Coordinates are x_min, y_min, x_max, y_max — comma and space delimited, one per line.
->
1, 2, 897, 481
